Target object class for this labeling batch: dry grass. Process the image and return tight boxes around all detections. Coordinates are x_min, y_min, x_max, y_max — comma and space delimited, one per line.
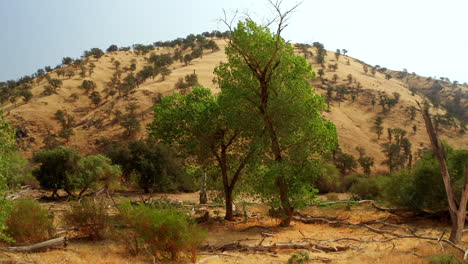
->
2, 192, 468, 263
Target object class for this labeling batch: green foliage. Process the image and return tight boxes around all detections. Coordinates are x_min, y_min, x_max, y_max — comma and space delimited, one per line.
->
33, 146, 81, 196
314, 163, 339, 193
117, 203, 206, 261
429, 254, 463, 264
0, 111, 17, 241
288, 251, 311, 264
5, 200, 54, 245
71, 155, 121, 197
334, 150, 357, 175
83, 48, 104, 59
106, 140, 193, 193
349, 175, 381, 200
64, 198, 109, 240
214, 19, 337, 219
80, 79, 96, 94
382, 146, 467, 211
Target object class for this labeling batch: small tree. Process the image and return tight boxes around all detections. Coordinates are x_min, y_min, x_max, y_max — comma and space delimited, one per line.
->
71, 155, 121, 198
89, 91, 101, 107
33, 146, 81, 197
65, 69, 75, 79
106, 44, 118, 53
183, 54, 193, 66
80, 80, 96, 94
335, 49, 341, 61
159, 67, 172, 81
62, 57, 74, 65
363, 65, 368, 74
373, 116, 384, 139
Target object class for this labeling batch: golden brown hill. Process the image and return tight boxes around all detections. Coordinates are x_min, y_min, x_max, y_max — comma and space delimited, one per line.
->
2, 39, 466, 172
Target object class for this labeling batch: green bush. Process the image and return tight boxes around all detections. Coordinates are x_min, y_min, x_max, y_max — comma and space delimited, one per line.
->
5, 200, 54, 244
288, 251, 311, 264
382, 146, 467, 211
106, 140, 195, 193
314, 163, 339, 193
64, 198, 109, 240
117, 203, 206, 262
33, 146, 81, 197
349, 176, 381, 200
429, 254, 463, 264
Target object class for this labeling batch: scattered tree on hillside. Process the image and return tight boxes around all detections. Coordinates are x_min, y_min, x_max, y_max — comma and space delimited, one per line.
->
80, 80, 96, 94
83, 48, 104, 59
89, 91, 101, 107
373, 116, 384, 139
62, 57, 74, 65
347, 74, 353, 84
342, 49, 348, 56
355, 147, 374, 176
121, 103, 140, 137
106, 44, 118, 53
335, 49, 341, 61
381, 128, 411, 172
363, 65, 368, 74
65, 69, 75, 79
334, 149, 357, 175
159, 67, 171, 81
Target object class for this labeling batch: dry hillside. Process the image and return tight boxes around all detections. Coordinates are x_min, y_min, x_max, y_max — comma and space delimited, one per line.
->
2, 38, 466, 172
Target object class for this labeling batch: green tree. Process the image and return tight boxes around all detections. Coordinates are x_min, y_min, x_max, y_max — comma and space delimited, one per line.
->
159, 67, 172, 81
0, 111, 18, 242
33, 146, 81, 197
106, 140, 190, 193
149, 87, 258, 220
71, 155, 121, 198
373, 116, 384, 139
335, 49, 341, 61
214, 17, 337, 226
89, 91, 101, 107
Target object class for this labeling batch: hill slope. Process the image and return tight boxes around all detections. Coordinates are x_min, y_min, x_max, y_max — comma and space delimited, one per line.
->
2, 38, 466, 172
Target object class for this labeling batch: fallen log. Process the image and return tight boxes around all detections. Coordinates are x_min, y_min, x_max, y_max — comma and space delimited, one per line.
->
201, 241, 349, 253
0, 237, 66, 253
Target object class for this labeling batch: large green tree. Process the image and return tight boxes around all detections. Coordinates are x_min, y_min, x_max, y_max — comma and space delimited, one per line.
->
149, 87, 258, 220
214, 16, 337, 226
0, 111, 16, 241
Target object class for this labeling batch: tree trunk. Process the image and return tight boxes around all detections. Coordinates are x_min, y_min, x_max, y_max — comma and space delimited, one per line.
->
420, 104, 468, 244
225, 188, 233, 221
199, 169, 207, 204
450, 211, 465, 243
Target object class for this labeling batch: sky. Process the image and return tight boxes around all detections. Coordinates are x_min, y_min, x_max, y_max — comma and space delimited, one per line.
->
1, 0, 467, 83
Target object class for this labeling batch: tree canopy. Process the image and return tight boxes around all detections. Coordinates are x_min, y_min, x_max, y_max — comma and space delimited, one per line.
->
214, 18, 337, 226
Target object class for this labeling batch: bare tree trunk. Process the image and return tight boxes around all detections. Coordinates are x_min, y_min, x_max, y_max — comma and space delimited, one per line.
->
420, 103, 468, 243
199, 169, 207, 204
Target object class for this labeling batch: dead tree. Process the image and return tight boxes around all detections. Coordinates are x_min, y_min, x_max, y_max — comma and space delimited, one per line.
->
419, 102, 468, 243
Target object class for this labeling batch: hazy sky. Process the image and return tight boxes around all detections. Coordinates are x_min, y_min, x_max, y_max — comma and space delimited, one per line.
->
1, 0, 467, 83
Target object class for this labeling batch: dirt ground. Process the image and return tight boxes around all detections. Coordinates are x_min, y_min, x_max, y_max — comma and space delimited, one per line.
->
1, 190, 465, 264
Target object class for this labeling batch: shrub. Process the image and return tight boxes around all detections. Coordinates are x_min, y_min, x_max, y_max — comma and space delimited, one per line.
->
314, 163, 339, 193
288, 251, 311, 264
429, 254, 463, 264
117, 203, 206, 261
64, 198, 109, 240
382, 146, 467, 211
5, 200, 54, 244
349, 175, 381, 200
106, 140, 194, 193
33, 146, 81, 197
